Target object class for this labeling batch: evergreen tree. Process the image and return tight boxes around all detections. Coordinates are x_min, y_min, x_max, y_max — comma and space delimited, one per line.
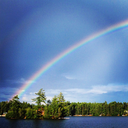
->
32, 88, 46, 106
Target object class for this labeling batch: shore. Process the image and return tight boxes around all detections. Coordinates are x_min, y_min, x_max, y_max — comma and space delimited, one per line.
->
73, 115, 93, 116
0, 115, 6, 117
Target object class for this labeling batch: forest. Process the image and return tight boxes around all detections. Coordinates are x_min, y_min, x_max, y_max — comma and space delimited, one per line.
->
1, 88, 128, 119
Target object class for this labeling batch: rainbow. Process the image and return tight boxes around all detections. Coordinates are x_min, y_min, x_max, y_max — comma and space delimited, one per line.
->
11, 19, 128, 100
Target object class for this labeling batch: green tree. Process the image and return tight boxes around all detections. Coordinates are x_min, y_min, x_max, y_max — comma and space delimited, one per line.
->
19, 108, 26, 119
44, 92, 67, 119
26, 107, 33, 119
0, 101, 8, 115
51, 96, 59, 119
47, 99, 51, 106
57, 92, 65, 103
12, 95, 19, 102
32, 88, 46, 106
6, 95, 21, 119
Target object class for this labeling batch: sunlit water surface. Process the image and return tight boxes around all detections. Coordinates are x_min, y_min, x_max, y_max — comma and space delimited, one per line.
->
0, 116, 128, 128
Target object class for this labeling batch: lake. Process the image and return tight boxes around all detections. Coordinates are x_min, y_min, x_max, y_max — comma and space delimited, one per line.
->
0, 116, 128, 128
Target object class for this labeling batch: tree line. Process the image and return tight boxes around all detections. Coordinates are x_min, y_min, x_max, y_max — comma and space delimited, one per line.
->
1, 88, 128, 119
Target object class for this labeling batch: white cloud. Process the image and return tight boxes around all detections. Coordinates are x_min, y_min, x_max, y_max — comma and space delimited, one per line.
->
66, 88, 85, 94
86, 85, 128, 94
65, 76, 76, 80
62, 73, 76, 80
18, 84, 128, 103
22, 96, 28, 101
46, 96, 53, 101
30, 92, 35, 95
65, 85, 128, 95
20, 94, 53, 104
20, 93, 36, 104
46, 84, 128, 96
45, 89, 62, 95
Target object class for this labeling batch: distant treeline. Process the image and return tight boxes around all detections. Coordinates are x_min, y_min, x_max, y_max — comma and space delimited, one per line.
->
1, 89, 128, 119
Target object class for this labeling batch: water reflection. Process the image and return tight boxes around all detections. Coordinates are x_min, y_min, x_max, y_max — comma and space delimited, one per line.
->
1, 117, 128, 128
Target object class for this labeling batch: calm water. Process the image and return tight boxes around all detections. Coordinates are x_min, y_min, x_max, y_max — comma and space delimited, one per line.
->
0, 116, 128, 128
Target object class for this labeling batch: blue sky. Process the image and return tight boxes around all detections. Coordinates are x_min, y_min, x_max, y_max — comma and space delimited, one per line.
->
1, 0, 128, 103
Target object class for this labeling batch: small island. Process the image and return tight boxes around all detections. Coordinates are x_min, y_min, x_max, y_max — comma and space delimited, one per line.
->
0, 88, 128, 119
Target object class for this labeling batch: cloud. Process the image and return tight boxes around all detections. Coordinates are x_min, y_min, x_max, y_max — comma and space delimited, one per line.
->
66, 88, 85, 93
62, 73, 76, 80
45, 89, 62, 95
46, 84, 128, 96
22, 96, 28, 101
21, 93, 53, 104
46, 96, 53, 101
64, 76, 76, 80
18, 84, 128, 103
21, 93, 36, 104
29, 92, 35, 95
0, 87, 19, 101
65, 84, 128, 95
0, 87, 18, 93
87, 85, 128, 94
6, 78, 36, 84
